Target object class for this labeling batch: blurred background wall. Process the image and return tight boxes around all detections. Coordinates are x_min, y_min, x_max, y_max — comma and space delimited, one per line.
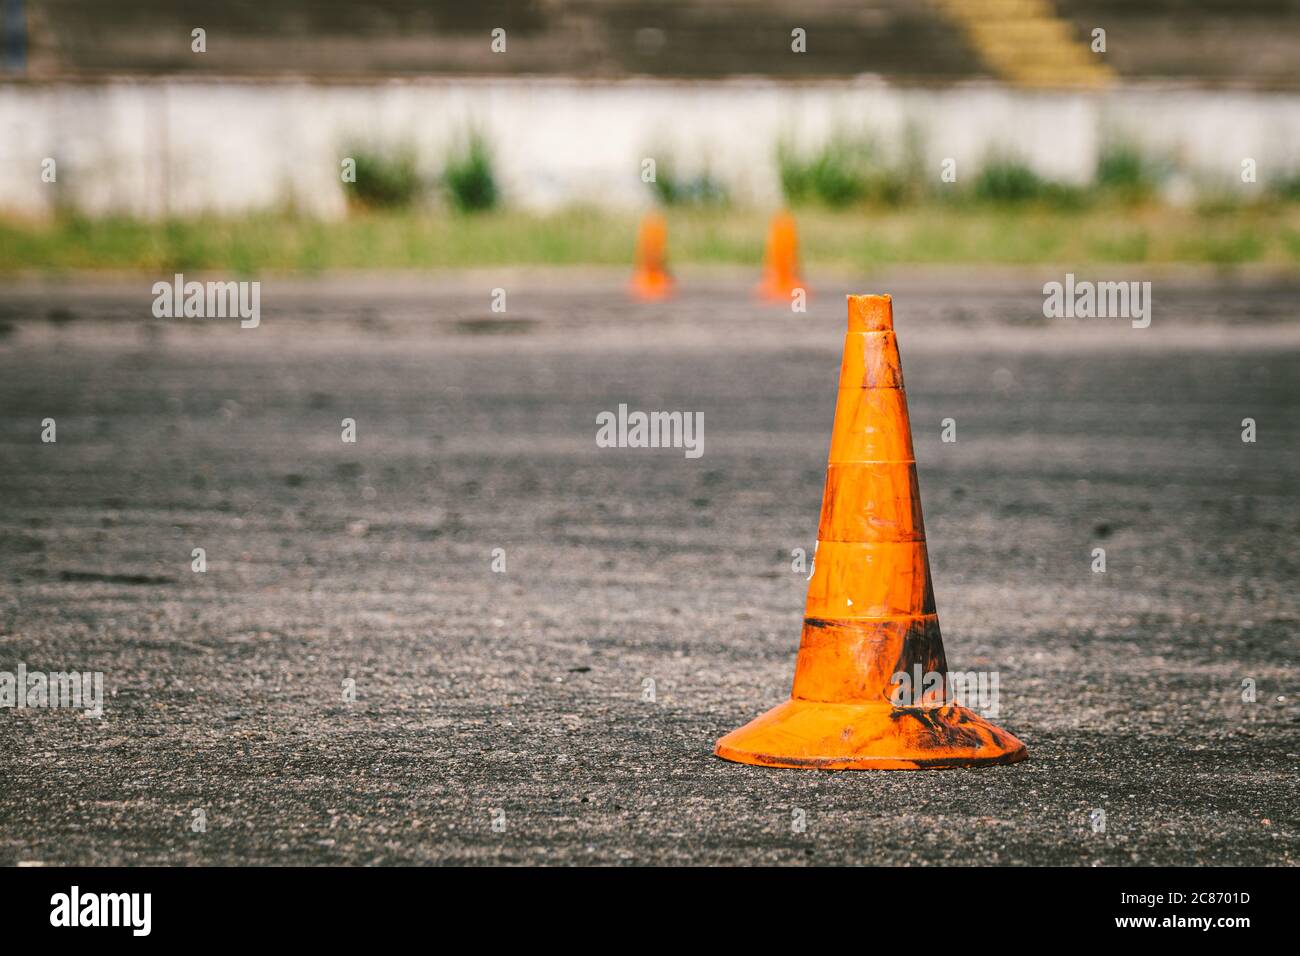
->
10, 0, 1300, 86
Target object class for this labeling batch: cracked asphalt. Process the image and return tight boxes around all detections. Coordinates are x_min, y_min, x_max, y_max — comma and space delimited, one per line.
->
0, 270, 1296, 865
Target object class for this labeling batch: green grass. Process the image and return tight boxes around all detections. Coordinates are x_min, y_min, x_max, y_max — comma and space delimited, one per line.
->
1094, 143, 1167, 205
774, 138, 1175, 212
649, 163, 729, 207
442, 133, 498, 213
777, 134, 918, 208
968, 157, 1088, 209
344, 147, 424, 209
2, 204, 1299, 274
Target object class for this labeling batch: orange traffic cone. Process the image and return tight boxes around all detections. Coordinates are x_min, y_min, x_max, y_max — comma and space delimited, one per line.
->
715, 295, 1027, 770
756, 210, 805, 301
629, 211, 673, 300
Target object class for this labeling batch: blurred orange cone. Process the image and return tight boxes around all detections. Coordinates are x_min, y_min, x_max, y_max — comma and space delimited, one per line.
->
715, 294, 1028, 770
629, 212, 673, 300
756, 210, 805, 302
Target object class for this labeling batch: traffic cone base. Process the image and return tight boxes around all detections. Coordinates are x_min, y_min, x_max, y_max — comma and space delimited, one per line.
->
629, 269, 673, 300
756, 275, 802, 300
714, 699, 1027, 770
714, 293, 1027, 770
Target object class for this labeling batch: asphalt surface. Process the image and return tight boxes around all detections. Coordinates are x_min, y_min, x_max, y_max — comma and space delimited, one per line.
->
0, 270, 1296, 865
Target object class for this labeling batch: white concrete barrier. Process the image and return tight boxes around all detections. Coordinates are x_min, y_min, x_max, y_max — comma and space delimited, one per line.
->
1, 77, 1297, 217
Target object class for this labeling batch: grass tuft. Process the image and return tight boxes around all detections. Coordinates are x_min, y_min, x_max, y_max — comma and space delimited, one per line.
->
970, 156, 1086, 209
344, 147, 424, 209
649, 160, 728, 207
777, 135, 913, 208
1095, 143, 1167, 204
443, 133, 499, 213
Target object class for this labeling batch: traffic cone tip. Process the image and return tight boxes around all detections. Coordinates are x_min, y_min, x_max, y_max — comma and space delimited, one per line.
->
847, 294, 893, 332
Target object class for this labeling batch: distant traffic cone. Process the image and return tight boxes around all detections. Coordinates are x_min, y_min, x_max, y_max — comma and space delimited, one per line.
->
715, 295, 1027, 769
629, 211, 674, 300
756, 210, 804, 301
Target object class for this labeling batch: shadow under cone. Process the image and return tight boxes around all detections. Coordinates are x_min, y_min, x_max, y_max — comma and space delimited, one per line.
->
629, 212, 674, 300
715, 294, 1027, 770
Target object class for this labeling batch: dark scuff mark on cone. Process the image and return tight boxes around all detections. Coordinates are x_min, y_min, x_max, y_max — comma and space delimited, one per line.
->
891, 705, 986, 749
